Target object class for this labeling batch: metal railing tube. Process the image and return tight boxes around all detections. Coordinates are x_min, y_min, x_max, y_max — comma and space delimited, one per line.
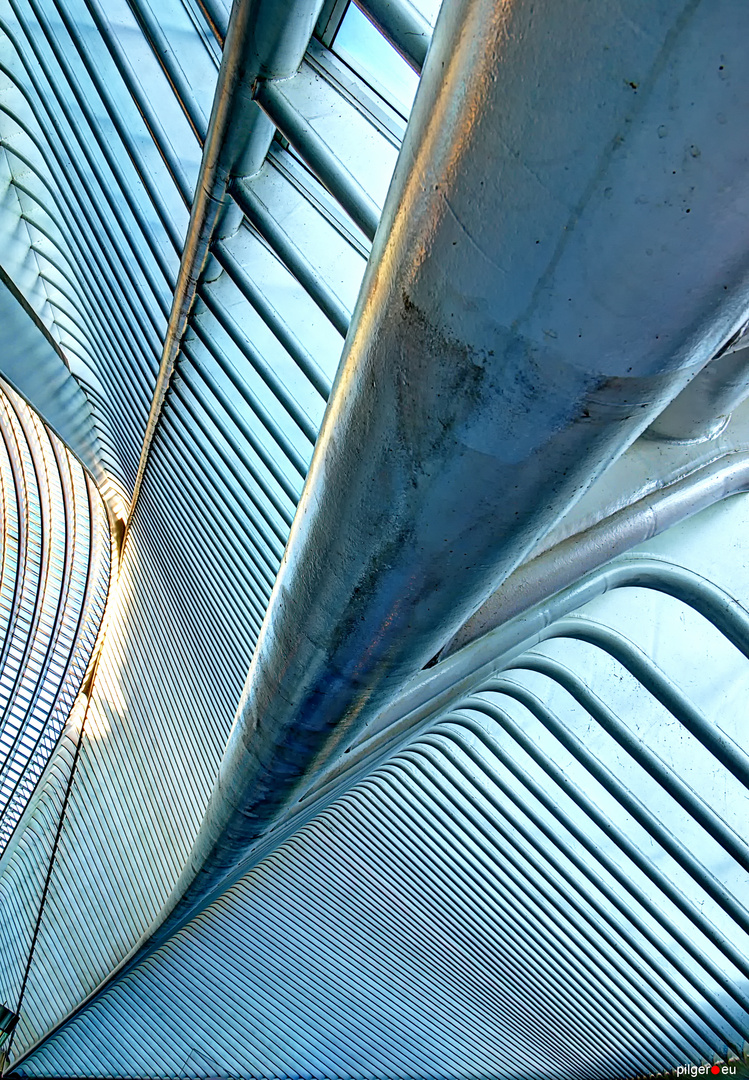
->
647, 342, 749, 442
441, 452, 749, 656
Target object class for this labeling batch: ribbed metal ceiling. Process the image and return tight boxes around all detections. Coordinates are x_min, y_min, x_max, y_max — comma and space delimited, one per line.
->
0, 379, 109, 852
2, 1, 749, 1077
12, 495, 749, 1080
0, 0, 440, 1061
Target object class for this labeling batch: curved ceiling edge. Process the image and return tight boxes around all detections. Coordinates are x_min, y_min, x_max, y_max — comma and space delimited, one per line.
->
0, 266, 109, 507
0, 381, 112, 853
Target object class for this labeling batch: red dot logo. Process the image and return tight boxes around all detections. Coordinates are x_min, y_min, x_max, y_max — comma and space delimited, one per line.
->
711, 1067, 720, 1075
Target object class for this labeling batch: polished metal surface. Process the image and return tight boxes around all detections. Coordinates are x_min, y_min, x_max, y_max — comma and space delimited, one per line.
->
0, 0, 418, 1058
647, 341, 749, 443
2, 0, 749, 1074
441, 450, 749, 657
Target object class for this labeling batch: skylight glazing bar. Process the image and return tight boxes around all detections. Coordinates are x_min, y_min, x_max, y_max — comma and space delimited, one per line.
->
0, 9, 181, 285
513, 652, 749, 872
195, 0, 228, 45
254, 77, 381, 241
231, 179, 352, 336
3, 3, 176, 332
184, 333, 308, 494
0, 0, 194, 497
196, 285, 319, 448
155, 415, 277, 597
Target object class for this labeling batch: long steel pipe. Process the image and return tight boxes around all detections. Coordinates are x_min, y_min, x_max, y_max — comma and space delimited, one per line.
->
646, 341, 749, 442
441, 451, 749, 656
231, 178, 353, 336
169, 0, 749, 915
125, 0, 324, 520
299, 450, 749, 808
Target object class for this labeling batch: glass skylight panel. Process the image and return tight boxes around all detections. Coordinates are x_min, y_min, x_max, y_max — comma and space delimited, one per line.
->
333, 3, 419, 117
110, 0, 220, 141
95, 0, 205, 191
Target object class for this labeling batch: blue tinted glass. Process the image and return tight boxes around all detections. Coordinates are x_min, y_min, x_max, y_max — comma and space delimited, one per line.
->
333, 4, 419, 117
414, 0, 442, 25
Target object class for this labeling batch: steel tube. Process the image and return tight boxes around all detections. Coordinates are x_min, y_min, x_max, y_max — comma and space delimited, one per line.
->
647, 342, 749, 442
442, 451, 749, 656
394, 749, 683, 1070
80, 0, 194, 206
489, 674, 749, 935
188, 313, 310, 478
197, 284, 318, 445
196, 0, 228, 45
421, 725, 743, 1044
546, 616, 749, 790
124, 0, 211, 144
16, 0, 749, 1053
452, 700, 749, 1004
183, 0, 749, 904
